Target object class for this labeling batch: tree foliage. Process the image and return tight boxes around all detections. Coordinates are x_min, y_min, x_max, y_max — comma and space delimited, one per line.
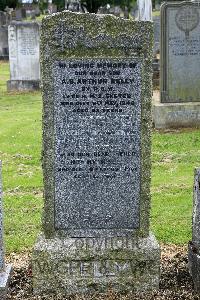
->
0, 0, 17, 11
81, 0, 136, 13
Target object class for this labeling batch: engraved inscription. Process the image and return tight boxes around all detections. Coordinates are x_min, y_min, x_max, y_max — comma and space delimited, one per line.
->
63, 237, 137, 251
54, 59, 142, 231
175, 6, 199, 37
162, 3, 200, 103
35, 259, 152, 278
18, 29, 37, 56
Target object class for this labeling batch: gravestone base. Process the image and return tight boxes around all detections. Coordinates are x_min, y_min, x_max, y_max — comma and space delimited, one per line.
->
7, 80, 40, 91
188, 242, 200, 293
32, 233, 160, 295
153, 102, 200, 129
0, 264, 12, 299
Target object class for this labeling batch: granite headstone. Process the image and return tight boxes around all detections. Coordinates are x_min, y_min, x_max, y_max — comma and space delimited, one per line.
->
7, 21, 40, 91
161, 1, 200, 103
0, 161, 12, 299
153, 1, 200, 129
32, 11, 160, 295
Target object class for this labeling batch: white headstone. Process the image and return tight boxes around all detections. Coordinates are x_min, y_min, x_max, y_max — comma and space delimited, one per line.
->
137, 0, 152, 21
7, 21, 40, 91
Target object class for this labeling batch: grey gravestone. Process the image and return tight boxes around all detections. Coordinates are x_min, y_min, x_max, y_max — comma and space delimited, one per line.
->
153, 15, 160, 54
0, 11, 9, 60
0, 26, 9, 60
32, 11, 160, 295
0, 161, 12, 299
7, 21, 40, 91
0, 12, 6, 26
21, 8, 26, 19
188, 168, 200, 293
15, 9, 22, 21
161, 1, 200, 103
153, 1, 200, 129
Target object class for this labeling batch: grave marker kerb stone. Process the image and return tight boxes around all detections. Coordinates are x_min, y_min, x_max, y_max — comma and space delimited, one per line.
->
32, 11, 160, 295
0, 161, 12, 298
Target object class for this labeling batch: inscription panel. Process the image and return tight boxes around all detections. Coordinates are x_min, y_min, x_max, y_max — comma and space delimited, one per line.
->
35, 259, 153, 278
54, 59, 142, 232
161, 2, 200, 103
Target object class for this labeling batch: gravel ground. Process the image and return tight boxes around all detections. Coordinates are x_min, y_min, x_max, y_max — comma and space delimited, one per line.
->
5, 244, 200, 300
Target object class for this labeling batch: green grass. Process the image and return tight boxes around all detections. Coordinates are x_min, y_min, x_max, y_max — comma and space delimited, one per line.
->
0, 61, 43, 253
0, 61, 200, 253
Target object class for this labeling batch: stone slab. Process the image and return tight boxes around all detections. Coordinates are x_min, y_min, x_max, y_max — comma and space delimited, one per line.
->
53, 59, 141, 235
33, 11, 160, 295
153, 101, 200, 129
0, 265, 12, 299
8, 21, 40, 91
41, 11, 153, 240
188, 242, 200, 293
188, 168, 200, 293
32, 233, 160, 295
7, 80, 40, 91
160, 1, 200, 103
0, 26, 8, 60
0, 162, 12, 298
192, 168, 200, 247
153, 16, 160, 54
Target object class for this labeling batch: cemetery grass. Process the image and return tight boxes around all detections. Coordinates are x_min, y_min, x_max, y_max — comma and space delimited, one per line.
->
0, 61, 200, 254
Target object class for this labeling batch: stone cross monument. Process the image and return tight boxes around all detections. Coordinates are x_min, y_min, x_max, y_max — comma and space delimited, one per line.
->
32, 11, 160, 295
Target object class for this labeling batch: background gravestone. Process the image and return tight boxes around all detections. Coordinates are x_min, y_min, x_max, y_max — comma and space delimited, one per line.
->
32, 11, 160, 295
153, 15, 160, 55
188, 168, 200, 293
153, 1, 200, 128
7, 21, 40, 91
15, 9, 22, 21
0, 26, 9, 60
0, 161, 12, 299
0, 11, 10, 60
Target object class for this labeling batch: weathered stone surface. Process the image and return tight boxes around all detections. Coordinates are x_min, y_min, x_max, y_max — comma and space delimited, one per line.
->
0, 26, 8, 60
33, 233, 160, 294
153, 100, 200, 129
153, 16, 160, 54
53, 59, 142, 236
40, 11, 153, 240
160, 1, 200, 103
7, 21, 40, 91
188, 168, 200, 293
32, 11, 160, 295
0, 161, 12, 299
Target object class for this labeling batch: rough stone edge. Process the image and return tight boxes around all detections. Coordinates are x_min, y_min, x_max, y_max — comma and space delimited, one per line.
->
7, 80, 40, 91
32, 232, 160, 295
0, 264, 12, 299
153, 102, 200, 129
40, 11, 153, 238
